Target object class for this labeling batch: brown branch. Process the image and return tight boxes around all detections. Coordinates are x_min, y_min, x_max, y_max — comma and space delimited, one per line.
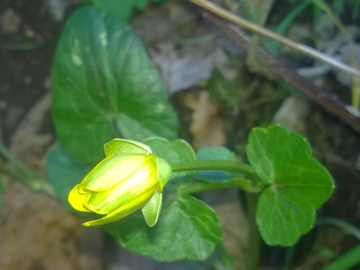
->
191, 0, 360, 78
196, 8, 360, 133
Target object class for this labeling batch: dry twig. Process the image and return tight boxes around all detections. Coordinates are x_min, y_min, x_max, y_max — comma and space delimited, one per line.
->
190, 0, 360, 133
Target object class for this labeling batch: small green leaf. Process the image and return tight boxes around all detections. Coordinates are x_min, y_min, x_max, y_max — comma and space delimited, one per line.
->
104, 139, 151, 157
196, 147, 243, 182
46, 146, 92, 211
91, 0, 148, 20
246, 125, 334, 246
155, 156, 172, 188
144, 138, 196, 184
104, 193, 222, 261
52, 7, 178, 163
141, 189, 162, 227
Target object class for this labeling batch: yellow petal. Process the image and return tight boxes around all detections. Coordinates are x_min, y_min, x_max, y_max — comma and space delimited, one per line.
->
81, 154, 150, 191
82, 190, 152, 226
89, 162, 158, 214
68, 185, 92, 212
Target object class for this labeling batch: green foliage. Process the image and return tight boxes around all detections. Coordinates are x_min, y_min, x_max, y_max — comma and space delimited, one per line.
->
47, 138, 222, 261
144, 138, 196, 164
47, 147, 92, 211
90, 0, 166, 21
268, 0, 360, 55
268, 0, 312, 55
320, 244, 360, 270
103, 193, 222, 261
52, 7, 178, 164
246, 125, 334, 246
47, 2, 337, 265
207, 69, 243, 107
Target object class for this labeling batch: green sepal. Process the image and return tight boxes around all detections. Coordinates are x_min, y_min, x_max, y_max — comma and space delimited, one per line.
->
104, 138, 151, 157
142, 189, 162, 227
144, 137, 196, 185
155, 156, 172, 189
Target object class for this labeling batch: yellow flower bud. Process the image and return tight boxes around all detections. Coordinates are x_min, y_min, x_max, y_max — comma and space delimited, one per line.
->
68, 139, 172, 227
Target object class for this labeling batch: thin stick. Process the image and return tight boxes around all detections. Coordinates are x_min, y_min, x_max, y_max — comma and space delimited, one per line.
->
191, 0, 360, 78
199, 9, 360, 133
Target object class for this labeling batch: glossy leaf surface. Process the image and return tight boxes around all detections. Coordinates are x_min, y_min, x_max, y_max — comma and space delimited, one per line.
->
104, 193, 222, 261
246, 125, 334, 246
52, 7, 178, 163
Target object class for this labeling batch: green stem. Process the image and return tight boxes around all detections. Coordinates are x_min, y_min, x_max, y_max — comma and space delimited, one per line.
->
317, 217, 360, 241
216, 243, 237, 270
0, 144, 55, 196
0, 163, 55, 196
0, 143, 31, 175
171, 160, 263, 269
170, 160, 256, 176
178, 179, 254, 195
0, 163, 29, 184
320, 244, 360, 270
171, 160, 262, 193
246, 193, 261, 270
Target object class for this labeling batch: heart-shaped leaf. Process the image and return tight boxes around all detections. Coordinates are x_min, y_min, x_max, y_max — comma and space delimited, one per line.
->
246, 125, 334, 246
52, 7, 178, 164
103, 193, 222, 261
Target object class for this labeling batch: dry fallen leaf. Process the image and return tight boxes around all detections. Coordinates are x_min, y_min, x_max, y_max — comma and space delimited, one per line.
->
272, 95, 310, 134
10, 93, 53, 175
190, 91, 226, 150
0, 177, 85, 270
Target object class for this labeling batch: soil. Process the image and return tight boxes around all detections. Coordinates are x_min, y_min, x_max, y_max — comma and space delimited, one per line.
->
0, 1, 92, 269
0, 0, 61, 144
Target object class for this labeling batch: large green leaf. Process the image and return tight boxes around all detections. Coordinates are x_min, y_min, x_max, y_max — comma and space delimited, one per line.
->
104, 193, 222, 261
246, 125, 334, 246
52, 7, 178, 164
47, 146, 92, 211
144, 137, 196, 185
